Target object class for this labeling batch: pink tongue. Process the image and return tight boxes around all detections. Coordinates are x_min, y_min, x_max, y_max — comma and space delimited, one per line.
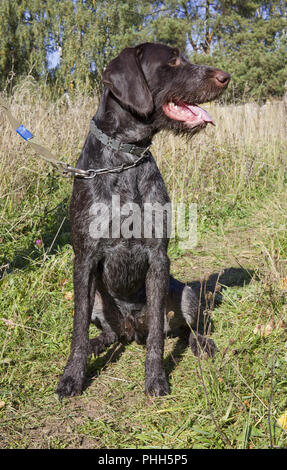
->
184, 104, 215, 125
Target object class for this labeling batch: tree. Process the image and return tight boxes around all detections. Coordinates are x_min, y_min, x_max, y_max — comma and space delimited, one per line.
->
0, 0, 49, 89
210, 0, 287, 101
0, 0, 149, 94
0, 0, 286, 102
144, 1, 287, 101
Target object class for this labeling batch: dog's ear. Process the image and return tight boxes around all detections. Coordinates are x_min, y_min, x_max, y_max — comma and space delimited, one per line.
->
102, 46, 154, 117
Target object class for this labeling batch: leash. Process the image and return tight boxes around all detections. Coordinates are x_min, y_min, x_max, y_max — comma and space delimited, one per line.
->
0, 95, 151, 179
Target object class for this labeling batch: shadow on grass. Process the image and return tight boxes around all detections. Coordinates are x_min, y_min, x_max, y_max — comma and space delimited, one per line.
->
164, 266, 255, 380
84, 343, 126, 392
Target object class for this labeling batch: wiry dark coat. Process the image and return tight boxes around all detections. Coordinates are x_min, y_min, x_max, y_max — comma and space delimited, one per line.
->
57, 43, 230, 399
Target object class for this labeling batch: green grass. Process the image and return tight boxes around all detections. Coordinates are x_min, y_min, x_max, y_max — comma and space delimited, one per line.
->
1, 88, 287, 448
1, 180, 287, 449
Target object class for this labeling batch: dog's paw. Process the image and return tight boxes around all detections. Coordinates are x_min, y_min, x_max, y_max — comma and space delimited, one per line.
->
56, 375, 83, 400
189, 332, 217, 358
145, 375, 170, 397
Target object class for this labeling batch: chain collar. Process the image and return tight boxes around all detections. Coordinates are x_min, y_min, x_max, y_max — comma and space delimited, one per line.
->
65, 121, 152, 179
90, 120, 152, 157
64, 149, 152, 179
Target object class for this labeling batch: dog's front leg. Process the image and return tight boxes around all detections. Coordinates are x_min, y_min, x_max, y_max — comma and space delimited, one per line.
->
57, 254, 97, 399
145, 254, 170, 396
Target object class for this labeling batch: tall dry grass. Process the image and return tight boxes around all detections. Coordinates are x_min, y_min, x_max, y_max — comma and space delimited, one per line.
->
0, 78, 95, 201
0, 76, 286, 208
155, 99, 286, 210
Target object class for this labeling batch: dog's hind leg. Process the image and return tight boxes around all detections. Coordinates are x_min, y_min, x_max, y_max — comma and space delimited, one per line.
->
89, 331, 118, 357
166, 276, 217, 358
188, 330, 217, 357
89, 292, 119, 356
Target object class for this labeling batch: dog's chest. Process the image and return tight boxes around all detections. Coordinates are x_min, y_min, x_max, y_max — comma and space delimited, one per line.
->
102, 242, 149, 298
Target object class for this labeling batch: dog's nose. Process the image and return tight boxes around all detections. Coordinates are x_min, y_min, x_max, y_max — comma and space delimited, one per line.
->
214, 70, 231, 86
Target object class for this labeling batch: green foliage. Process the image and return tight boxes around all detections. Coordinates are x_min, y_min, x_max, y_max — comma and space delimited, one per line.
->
148, 1, 287, 102
210, 1, 287, 101
0, 0, 49, 89
47, 0, 148, 94
0, 1, 286, 101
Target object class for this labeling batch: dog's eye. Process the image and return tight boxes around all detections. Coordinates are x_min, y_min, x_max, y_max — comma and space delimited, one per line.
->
168, 56, 181, 67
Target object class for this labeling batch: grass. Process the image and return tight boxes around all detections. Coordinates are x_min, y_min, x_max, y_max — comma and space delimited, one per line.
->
0, 79, 287, 448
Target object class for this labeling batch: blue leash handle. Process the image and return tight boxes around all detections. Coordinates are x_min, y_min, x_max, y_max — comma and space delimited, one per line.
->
16, 124, 34, 141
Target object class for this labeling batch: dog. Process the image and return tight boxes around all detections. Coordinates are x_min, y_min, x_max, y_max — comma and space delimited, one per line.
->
56, 42, 230, 399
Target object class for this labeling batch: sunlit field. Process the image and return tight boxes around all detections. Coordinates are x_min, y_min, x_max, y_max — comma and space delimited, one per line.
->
1, 79, 287, 448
